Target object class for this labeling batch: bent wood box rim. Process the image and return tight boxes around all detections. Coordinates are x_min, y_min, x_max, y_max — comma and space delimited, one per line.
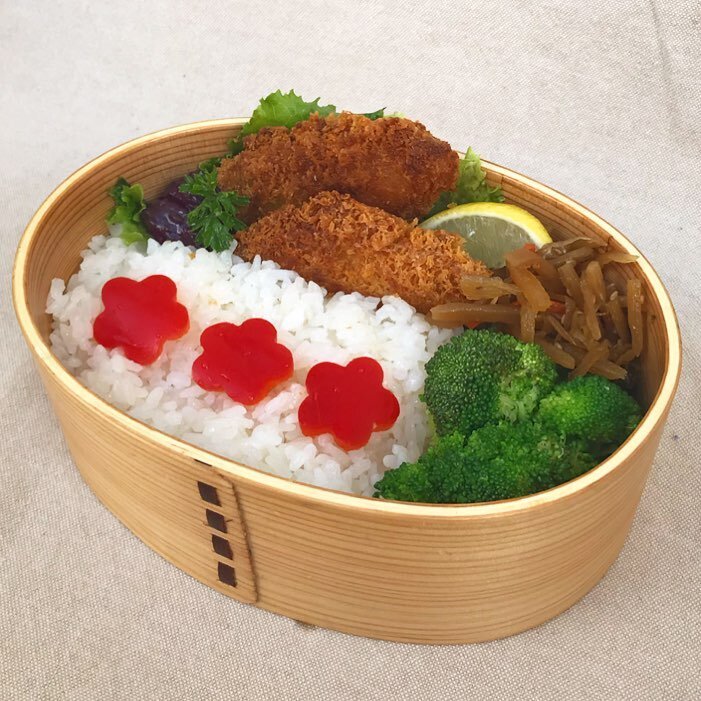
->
12, 119, 682, 643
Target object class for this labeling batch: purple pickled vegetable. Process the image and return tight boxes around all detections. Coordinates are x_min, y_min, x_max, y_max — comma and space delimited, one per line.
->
162, 177, 203, 209
142, 197, 198, 247
142, 175, 203, 247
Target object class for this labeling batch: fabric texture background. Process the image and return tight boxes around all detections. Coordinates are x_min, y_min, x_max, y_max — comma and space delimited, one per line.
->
1, 1, 699, 699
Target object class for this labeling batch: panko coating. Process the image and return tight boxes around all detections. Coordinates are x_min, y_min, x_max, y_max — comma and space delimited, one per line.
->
218, 112, 459, 221
235, 191, 489, 314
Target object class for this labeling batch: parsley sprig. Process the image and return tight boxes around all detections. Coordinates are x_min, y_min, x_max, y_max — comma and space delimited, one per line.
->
179, 160, 249, 252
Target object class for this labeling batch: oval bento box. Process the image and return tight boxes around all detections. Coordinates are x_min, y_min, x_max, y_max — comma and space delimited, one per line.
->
13, 119, 681, 644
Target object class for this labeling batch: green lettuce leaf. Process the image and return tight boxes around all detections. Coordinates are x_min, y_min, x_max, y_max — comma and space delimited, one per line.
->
243, 89, 336, 135
228, 91, 389, 154
362, 108, 385, 120
425, 147, 504, 218
106, 178, 148, 244
228, 90, 336, 154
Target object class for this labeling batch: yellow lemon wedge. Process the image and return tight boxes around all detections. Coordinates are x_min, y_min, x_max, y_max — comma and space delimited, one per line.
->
421, 202, 552, 268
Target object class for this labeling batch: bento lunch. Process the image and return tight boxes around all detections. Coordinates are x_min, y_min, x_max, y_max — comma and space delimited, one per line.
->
47, 90, 645, 503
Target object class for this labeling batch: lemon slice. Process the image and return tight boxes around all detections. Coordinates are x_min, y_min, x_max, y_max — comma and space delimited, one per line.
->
421, 202, 552, 268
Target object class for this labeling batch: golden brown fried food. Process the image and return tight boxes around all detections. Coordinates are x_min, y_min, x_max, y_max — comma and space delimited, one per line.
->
219, 112, 459, 221
236, 191, 489, 314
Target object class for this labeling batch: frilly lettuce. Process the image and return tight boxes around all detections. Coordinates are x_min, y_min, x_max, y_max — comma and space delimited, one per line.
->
106, 178, 148, 244
229, 90, 385, 154
425, 148, 504, 219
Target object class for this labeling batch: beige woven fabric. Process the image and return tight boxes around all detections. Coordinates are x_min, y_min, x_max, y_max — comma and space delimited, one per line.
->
1, 1, 700, 699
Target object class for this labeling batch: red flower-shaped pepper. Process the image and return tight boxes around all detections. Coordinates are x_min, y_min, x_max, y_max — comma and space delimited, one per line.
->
299, 357, 400, 450
93, 275, 189, 365
192, 319, 294, 405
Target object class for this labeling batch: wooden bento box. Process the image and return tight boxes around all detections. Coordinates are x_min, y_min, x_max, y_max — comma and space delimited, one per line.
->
13, 119, 681, 644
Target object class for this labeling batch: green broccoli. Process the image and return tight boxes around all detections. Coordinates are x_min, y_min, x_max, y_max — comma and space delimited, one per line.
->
372, 454, 436, 503
538, 375, 642, 454
550, 436, 602, 486
443, 422, 565, 502
422, 329, 557, 437
374, 422, 598, 504
376, 331, 643, 504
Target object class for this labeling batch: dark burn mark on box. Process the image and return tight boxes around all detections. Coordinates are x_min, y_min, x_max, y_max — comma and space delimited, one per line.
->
195, 480, 238, 587
218, 562, 237, 587
212, 534, 233, 560
197, 480, 221, 505
205, 509, 227, 533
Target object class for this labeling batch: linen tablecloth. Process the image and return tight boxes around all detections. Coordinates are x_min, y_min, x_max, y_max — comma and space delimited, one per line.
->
1, 2, 699, 698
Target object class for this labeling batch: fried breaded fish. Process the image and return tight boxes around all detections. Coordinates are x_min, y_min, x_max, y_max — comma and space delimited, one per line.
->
218, 113, 459, 221
236, 191, 489, 314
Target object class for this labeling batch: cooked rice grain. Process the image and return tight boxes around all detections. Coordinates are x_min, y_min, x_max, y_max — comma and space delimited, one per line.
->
47, 236, 455, 496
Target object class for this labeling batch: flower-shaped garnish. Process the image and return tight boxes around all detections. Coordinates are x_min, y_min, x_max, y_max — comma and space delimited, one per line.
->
299, 357, 400, 450
93, 275, 189, 365
192, 319, 294, 405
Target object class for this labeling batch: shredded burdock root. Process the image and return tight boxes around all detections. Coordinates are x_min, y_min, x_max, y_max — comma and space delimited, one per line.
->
429, 236, 645, 380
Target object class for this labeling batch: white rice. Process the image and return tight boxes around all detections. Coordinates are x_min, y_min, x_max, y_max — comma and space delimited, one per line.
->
47, 235, 453, 496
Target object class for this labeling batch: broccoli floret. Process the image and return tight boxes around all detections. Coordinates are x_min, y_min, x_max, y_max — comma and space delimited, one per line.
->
422, 329, 557, 436
450, 422, 564, 501
376, 331, 643, 504
538, 375, 642, 453
373, 458, 434, 503
374, 432, 465, 503
374, 422, 597, 504
550, 437, 600, 485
